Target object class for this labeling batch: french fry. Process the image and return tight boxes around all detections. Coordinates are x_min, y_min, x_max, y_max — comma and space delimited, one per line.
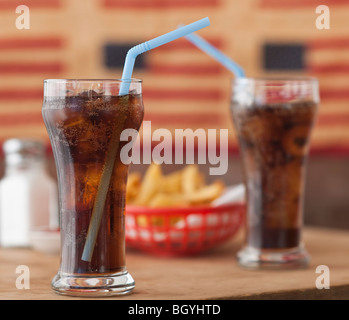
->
185, 181, 225, 205
161, 170, 183, 194
127, 163, 225, 208
136, 215, 148, 227
148, 193, 190, 208
126, 172, 141, 203
181, 164, 205, 194
133, 163, 163, 206
136, 214, 182, 227
136, 215, 165, 227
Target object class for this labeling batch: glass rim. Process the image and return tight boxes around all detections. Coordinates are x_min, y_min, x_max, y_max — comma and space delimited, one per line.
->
232, 76, 318, 85
43, 78, 142, 84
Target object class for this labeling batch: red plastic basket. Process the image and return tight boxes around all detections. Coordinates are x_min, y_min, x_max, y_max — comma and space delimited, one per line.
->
125, 203, 245, 256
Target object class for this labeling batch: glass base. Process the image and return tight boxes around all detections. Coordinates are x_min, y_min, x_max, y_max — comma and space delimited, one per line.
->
51, 270, 135, 297
237, 245, 310, 270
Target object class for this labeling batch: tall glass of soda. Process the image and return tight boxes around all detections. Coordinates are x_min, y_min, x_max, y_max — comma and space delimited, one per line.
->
231, 77, 319, 269
42, 79, 144, 296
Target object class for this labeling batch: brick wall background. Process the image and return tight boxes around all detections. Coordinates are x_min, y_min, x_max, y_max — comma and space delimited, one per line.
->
0, 0, 348, 228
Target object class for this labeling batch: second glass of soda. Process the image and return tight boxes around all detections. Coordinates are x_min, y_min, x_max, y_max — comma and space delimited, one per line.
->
231, 77, 319, 269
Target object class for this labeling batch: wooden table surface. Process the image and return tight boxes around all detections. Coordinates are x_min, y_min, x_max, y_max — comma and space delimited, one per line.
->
1, 226, 349, 300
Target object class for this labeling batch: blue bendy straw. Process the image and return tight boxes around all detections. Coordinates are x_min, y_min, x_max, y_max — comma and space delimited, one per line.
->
119, 17, 211, 95
184, 31, 245, 78
81, 17, 210, 262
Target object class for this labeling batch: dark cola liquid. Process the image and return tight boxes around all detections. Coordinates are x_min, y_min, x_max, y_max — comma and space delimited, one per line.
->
233, 100, 317, 249
43, 92, 144, 275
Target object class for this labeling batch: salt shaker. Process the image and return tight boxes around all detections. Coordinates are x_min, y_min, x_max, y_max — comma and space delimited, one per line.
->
0, 139, 58, 247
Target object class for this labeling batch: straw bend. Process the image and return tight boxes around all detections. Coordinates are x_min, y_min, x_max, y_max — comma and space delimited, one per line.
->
127, 42, 152, 58
120, 42, 152, 84
119, 17, 210, 95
